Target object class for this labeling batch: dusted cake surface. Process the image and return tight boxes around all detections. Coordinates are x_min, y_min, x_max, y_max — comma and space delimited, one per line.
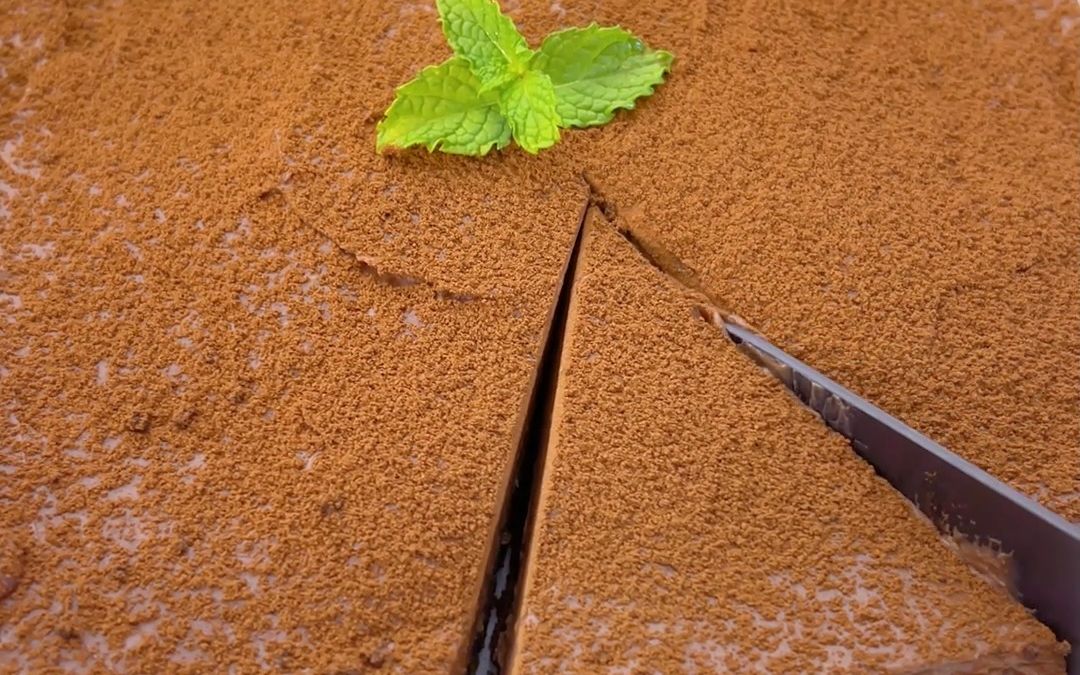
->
510, 216, 1065, 673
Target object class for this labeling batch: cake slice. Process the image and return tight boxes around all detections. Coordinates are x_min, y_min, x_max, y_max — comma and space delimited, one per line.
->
510, 212, 1066, 673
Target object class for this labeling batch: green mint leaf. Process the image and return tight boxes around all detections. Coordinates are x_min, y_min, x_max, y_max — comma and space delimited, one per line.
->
499, 70, 561, 154
532, 24, 673, 128
376, 57, 511, 156
436, 0, 532, 90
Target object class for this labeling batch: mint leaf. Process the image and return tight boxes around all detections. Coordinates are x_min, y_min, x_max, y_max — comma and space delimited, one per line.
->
532, 24, 673, 128
377, 3, 674, 156
499, 70, 561, 154
376, 57, 511, 156
436, 0, 532, 90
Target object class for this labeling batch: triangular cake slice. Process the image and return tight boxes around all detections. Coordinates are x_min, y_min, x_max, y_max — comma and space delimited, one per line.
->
510, 212, 1066, 673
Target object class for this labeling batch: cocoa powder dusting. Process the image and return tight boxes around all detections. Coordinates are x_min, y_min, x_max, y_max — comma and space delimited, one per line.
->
0, 1, 582, 671
0, 0, 1076, 671
511, 214, 1065, 672
574, 0, 1080, 518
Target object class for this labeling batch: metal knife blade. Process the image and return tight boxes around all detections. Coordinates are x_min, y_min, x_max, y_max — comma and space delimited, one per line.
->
723, 321, 1080, 671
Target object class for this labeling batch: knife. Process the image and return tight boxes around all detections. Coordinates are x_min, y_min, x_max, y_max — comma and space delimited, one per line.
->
722, 321, 1080, 673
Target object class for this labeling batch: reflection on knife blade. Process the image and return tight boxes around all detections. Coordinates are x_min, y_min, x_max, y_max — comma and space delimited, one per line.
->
721, 321, 1080, 672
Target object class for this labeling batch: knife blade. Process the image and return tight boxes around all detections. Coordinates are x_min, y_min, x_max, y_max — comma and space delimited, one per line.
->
723, 321, 1080, 672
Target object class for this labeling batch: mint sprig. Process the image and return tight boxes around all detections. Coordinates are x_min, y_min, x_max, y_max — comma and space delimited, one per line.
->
376, 0, 673, 156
